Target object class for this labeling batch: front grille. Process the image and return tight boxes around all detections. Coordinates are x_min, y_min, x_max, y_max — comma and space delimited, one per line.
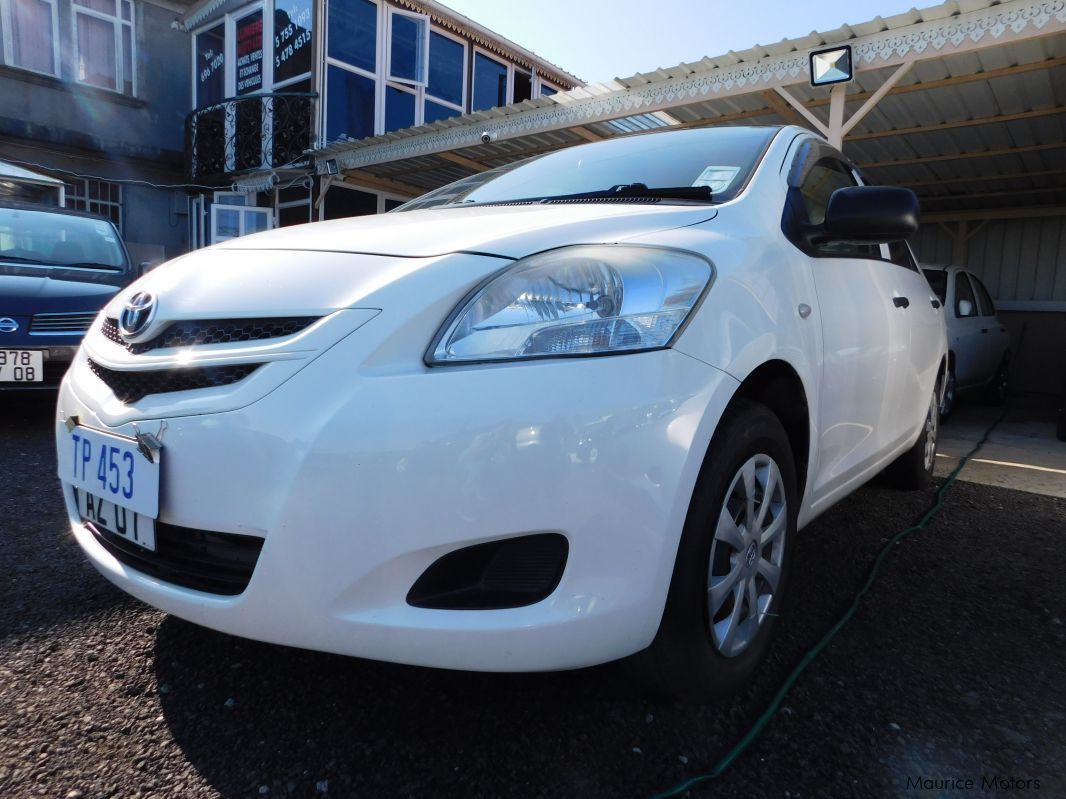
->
101, 316, 317, 355
88, 359, 259, 403
83, 514, 264, 595
30, 312, 97, 334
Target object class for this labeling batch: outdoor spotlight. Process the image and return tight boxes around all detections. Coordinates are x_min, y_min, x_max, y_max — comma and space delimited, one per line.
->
324, 158, 339, 176
809, 45, 853, 87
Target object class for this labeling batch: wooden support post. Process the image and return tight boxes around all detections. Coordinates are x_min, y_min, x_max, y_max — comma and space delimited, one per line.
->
827, 84, 847, 149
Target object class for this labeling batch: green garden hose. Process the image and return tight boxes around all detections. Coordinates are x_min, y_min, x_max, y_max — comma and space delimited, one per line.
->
651, 408, 1008, 799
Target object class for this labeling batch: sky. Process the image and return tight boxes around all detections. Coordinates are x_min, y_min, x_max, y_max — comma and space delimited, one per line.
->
436, 0, 932, 84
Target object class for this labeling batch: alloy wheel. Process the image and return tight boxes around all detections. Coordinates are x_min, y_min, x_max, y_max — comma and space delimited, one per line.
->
923, 390, 939, 472
707, 454, 787, 658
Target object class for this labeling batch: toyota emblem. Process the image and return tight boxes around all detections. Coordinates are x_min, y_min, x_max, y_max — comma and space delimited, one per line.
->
118, 291, 157, 340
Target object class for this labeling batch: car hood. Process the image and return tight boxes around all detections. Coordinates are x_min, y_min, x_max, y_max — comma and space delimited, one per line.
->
110, 203, 718, 319
217, 203, 717, 259
0, 264, 123, 315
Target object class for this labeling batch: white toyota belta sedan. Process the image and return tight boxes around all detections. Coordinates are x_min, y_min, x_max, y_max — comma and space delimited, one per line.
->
56, 126, 947, 699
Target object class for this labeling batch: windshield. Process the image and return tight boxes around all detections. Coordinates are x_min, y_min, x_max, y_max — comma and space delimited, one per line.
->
397, 127, 778, 211
0, 206, 128, 270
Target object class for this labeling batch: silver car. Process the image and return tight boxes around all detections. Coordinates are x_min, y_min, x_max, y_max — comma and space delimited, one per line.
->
921, 265, 1010, 417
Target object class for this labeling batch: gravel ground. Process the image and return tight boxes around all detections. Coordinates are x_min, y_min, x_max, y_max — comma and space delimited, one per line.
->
1, 397, 1064, 799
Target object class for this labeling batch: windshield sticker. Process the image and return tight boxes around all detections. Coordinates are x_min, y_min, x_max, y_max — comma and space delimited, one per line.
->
692, 166, 741, 193
94, 222, 110, 234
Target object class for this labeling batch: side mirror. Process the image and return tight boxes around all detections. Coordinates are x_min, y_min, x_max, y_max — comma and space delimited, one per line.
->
137, 261, 151, 278
958, 299, 973, 317
822, 186, 919, 243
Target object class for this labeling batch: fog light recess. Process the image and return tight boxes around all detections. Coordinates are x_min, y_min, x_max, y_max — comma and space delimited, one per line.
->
407, 533, 568, 610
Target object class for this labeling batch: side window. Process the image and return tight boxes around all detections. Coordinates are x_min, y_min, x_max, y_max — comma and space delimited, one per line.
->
796, 158, 879, 259
955, 273, 978, 318
971, 275, 996, 316
887, 240, 919, 272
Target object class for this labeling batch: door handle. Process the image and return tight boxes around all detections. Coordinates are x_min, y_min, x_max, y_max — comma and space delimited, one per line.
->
930, 299, 941, 309
893, 297, 910, 309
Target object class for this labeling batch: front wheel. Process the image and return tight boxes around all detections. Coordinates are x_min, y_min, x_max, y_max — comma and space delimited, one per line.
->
630, 400, 797, 701
888, 383, 940, 490
940, 361, 956, 419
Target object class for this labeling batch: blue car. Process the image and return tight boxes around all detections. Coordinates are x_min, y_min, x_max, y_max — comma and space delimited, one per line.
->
0, 202, 135, 392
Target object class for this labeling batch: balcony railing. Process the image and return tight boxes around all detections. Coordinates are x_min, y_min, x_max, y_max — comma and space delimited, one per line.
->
185, 92, 318, 183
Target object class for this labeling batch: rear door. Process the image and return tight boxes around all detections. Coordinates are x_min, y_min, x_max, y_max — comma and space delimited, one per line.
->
970, 273, 1009, 379
884, 241, 942, 432
951, 271, 986, 387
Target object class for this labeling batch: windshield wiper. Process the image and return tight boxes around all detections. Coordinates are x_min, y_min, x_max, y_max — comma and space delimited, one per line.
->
458, 183, 714, 207
540, 183, 713, 203
0, 254, 53, 265
61, 261, 125, 271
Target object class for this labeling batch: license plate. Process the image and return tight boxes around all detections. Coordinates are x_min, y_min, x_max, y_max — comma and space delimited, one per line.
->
61, 425, 160, 518
77, 489, 156, 551
0, 349, 43, 382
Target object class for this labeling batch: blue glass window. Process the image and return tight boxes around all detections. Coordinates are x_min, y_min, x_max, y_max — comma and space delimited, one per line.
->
385, 85, 416, 132
328, 0, 376, 73
423, 99, 459, 124
327, 66, 375, 142
274, 0, 313, 84
389, 12, 425, 83
427, 32, 463, 106
472, 52, 508, 112
540, 83, 557, 97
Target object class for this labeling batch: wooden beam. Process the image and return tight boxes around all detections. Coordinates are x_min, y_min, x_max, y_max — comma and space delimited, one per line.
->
848, 106, 1066, 142
761, 90, 806, 126
918, 185, 1066, 203
774, 86, 829, 136
861, 141, 1066, 170
840, 59, 916, 138
821, 57, 1066, 111
922, 205, 1066, 222
337, 170, 422, 198
905, 168, 1066, 188
571, 126, 604, 142
437, 151, 490, 172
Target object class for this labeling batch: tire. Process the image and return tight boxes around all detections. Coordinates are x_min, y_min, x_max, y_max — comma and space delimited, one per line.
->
630, 399, 797, 702
984, 353, 1009, 405
940, 360, 956, 420
888, 381, 940, 491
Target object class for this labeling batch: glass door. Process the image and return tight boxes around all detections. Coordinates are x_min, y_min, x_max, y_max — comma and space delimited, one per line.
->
210, 205, 273, 244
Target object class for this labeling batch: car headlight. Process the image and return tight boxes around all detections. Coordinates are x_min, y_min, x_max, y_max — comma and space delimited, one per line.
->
428, 245, 713, 364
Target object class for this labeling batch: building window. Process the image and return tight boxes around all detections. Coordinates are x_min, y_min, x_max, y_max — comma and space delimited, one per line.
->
194, 23, 225, 107
2, 0, 59, 75
424, 30, 464, 122
72, 0, 135, 95
273, 0, 313, 86
513, 68, 531, 103
326, 66, 375, 141
384, 83, 415, 132
472, 51, 508, 112
538, 82, 558, 97
386, 7, 427, 86
64, 179, 122, 231
327, 0, 376, 73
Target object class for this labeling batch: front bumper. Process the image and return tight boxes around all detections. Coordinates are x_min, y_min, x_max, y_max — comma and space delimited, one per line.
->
57, 319, 737, 672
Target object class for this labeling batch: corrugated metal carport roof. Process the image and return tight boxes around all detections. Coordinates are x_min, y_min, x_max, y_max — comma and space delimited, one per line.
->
313, 0, 1066, 223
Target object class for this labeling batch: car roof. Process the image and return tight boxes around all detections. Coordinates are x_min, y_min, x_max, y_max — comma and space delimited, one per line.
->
0, 199, 118, 225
